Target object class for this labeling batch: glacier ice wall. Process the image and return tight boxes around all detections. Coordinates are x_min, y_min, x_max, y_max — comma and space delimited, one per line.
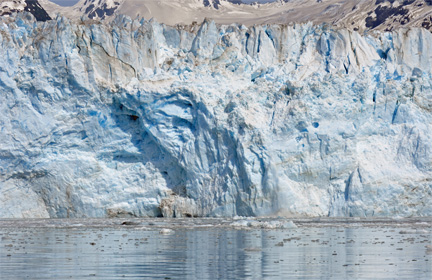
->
1, 13, 432, 218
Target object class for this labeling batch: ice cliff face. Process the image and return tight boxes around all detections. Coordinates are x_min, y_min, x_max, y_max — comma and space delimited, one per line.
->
1, 13, 432, 218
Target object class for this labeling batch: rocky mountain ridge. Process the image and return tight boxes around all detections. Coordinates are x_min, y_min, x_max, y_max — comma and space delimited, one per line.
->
0, 0, 50, 21
3, 1, 432, 31
37, 0, 432, 31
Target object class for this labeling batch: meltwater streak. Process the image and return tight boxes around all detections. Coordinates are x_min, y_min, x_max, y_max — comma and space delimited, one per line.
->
0, 218, 431, 279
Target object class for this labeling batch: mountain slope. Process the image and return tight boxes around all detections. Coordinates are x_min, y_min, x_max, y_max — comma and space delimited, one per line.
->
39, 0, 432, 31
0, 0, 51, 21
71, 0, 120, 20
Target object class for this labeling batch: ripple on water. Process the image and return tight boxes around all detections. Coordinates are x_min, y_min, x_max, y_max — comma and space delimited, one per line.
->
0, 218, 431, 279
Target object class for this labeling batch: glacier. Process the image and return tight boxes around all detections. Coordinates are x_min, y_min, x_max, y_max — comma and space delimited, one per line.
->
1, 13, 432, 218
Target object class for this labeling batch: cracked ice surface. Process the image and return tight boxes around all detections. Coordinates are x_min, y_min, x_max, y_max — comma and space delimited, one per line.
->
1, 13, 432, 218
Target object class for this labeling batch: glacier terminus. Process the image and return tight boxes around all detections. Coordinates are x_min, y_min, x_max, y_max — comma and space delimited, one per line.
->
1, 11, 432, 218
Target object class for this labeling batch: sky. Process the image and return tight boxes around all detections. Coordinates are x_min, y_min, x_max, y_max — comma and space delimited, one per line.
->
51, 0, 275, 7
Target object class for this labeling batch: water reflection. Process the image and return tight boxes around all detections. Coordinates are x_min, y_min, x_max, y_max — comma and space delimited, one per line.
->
0, 222, 431, 279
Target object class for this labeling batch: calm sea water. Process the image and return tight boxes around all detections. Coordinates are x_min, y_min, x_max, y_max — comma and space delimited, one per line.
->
0, 218, 431, 279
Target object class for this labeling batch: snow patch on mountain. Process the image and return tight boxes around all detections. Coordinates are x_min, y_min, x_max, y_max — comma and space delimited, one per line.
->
75, 0, 121, 20
0, 0, 51, 21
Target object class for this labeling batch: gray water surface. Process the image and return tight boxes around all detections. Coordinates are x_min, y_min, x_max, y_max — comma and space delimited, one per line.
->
0, 218, 431, 279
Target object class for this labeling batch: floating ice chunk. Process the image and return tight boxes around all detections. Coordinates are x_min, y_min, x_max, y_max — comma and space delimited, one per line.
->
230, 220, 252, 227
281, 221, 298, 229
159, 228, 174, 235
230, 220, 297, 229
